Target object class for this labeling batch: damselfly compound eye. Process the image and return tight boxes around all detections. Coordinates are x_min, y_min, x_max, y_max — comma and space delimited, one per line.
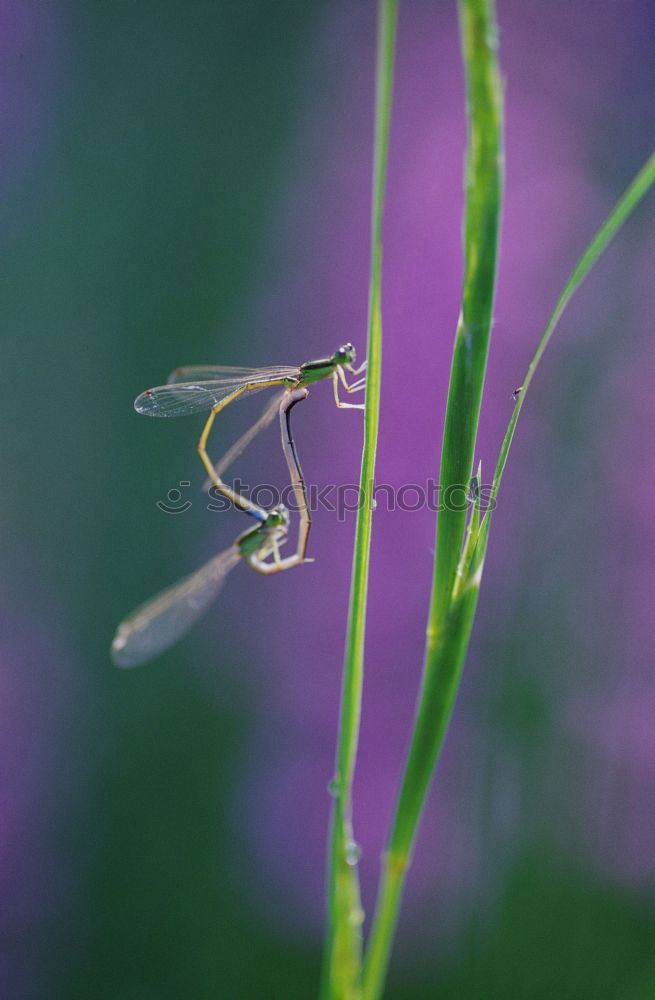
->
336, 343, 356, 365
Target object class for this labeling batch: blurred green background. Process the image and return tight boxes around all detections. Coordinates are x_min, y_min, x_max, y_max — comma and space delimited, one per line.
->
2, 1, 655, 998
4, 3, 327, 997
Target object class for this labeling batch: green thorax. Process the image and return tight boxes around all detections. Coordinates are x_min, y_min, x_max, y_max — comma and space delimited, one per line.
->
237, 522, 269, 559
236, 506, 288, 559
298, 356, 336, 385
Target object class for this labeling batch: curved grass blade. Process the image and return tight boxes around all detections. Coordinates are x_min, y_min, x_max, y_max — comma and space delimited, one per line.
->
488, 149, 655, 506
363, 1, 503, 995
430, 0, 502, 625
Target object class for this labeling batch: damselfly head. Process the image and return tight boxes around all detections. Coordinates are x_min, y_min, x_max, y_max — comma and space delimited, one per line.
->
334, 343, 356, 366
264, 505, 290, 530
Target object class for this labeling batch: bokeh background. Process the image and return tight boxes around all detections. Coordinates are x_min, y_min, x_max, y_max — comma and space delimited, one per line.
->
2, 1, 654, 997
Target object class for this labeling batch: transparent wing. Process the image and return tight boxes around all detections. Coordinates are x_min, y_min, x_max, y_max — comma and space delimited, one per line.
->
167, 365, 260, 384
111, 546, 241, 668
134, 366, 299, 418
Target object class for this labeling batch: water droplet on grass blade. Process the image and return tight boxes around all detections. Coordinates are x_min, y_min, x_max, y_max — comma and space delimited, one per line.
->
345, 839, 362, 866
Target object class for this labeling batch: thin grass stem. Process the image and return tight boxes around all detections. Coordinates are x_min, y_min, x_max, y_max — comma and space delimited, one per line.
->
488, 150, 655, 505
321, 3, 398, 998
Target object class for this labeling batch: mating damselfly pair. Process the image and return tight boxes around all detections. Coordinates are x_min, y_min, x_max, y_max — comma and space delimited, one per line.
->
111, 345, 366, 667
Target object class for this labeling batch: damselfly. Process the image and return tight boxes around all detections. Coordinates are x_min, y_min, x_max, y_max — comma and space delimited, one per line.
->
111, 506, 291, 668
111, 388, 312, 667
133, 344, 366, 522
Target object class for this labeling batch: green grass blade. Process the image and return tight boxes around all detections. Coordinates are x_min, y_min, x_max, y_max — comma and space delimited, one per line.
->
362, 525, 488, 1000
361, 141, 655, 1000
453, 459, 482, 600
431, 0, 503, 625
321, 2, 398, 997
362, 2, 503, 997
488, 149, 655, 505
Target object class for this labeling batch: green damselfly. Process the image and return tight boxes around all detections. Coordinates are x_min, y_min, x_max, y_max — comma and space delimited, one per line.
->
112, 348, 365, 666
111, 387, 313, 667
134, 344, 366, 523
111, 505, 293, 668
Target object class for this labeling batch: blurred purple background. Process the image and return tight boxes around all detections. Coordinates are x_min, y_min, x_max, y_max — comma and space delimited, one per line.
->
2, 0, 654, 996
233, 0, 655, 950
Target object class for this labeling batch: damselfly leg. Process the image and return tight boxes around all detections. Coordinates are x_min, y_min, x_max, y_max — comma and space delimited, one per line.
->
197, 379, 290, 521
246, 386, 312, 573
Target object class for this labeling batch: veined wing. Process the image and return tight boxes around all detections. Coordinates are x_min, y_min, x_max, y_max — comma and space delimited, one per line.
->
134, 366, 299, 418
111, 545, 241, 668
167, 365, 262, 384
